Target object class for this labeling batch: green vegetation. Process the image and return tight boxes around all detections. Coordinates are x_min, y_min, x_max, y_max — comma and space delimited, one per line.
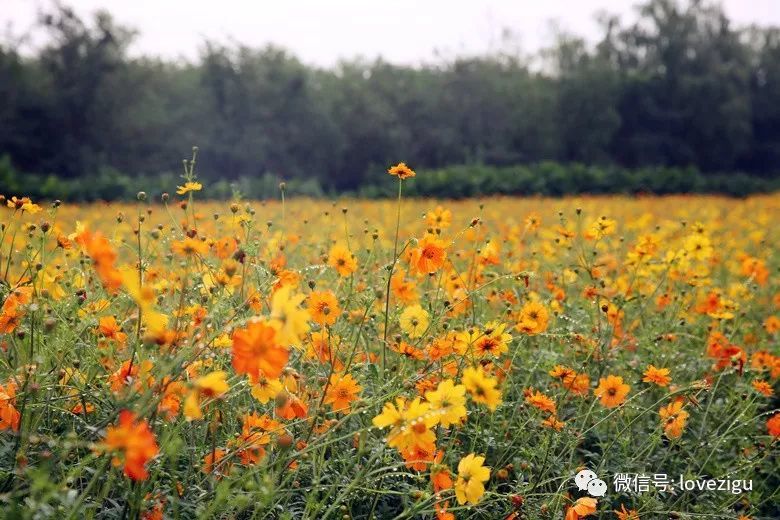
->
2, 156, 777, 201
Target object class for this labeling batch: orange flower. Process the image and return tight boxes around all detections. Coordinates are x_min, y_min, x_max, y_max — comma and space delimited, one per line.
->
410, 234, 447, 275
563, 372, 590, 396
615, 504, 640, 520
764, 315, 780, 334
202, 448, 229, 474
594, 375, 630, 408
232, 319, 289, 381
391, 268, 419, 304
0, 288, 31, 334
767, 412, 780, 437
328, 243, 358, 277
276, 392, 308, 420
525, 390, 557, 415
642, 365, 671, 387
541, 415, 565, 430
231, 413, 275, 465
324, 373, 362, 413
402, 440, 436, 471
516, 301, 549, 335
565, 497, 597, 520
101, 410, 159, 481
751, 379, 773, 397
0, 381, 20, 432
387, 162, 416, 180
97, 316, 127, 346
659, 399, 689, 439
431, 450, 453, 493
171, 237, 209, 257
308, 291, 341, 326
75, 230, 123, 293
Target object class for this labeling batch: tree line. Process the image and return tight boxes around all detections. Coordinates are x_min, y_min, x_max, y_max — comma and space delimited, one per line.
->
1, 0, 779, 199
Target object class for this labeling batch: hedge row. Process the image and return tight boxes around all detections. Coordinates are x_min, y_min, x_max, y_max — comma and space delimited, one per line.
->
2, 156, 777, 201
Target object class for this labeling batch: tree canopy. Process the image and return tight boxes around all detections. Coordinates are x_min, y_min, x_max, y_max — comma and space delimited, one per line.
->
1, 0, 779, 198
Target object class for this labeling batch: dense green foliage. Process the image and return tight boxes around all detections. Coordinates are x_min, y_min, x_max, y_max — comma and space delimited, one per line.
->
1, 0, 780, 197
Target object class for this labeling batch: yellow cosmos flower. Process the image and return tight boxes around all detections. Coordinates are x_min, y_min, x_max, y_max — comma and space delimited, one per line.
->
176, 181, 202, 195
372, 397, 437, 451
269, 286, 310, 348
399, 304, 429, 338
461, 366, 502, 411
454, 453, 490, 505
424, 379, 467, 428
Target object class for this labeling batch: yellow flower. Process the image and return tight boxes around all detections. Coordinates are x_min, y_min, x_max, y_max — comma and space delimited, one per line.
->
454, 453, 490, 505
399, 304, 429, 339
176, 181, 202, 195
461, 366, 502, 411
328, 243, 358, 277
184, 371, 229, 420
684, 234, 713, 261
372, 397, 436, 451
589, 216, 617, 239
424, 380, 467, 428
387, 162, 416, 180
251, 375, 283, 404
6, 196, 41, 214
269, 286, 310, 348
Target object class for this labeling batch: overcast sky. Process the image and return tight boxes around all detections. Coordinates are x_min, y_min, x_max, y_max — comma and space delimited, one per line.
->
2, 0, 779, 66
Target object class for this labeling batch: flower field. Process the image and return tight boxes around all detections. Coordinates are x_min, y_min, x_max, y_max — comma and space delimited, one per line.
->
1, 168, 779, 519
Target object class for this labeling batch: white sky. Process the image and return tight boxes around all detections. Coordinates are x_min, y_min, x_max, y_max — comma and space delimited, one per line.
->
2, 0, 779, 66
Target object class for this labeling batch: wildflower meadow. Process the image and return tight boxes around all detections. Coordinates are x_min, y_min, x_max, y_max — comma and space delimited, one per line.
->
0, 158, 778, 519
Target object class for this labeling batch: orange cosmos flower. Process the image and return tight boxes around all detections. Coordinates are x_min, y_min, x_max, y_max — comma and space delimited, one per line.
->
764, 315, 780, 333
231, 413, 275, 465
751, 379, 773, 397
402, 440, 436, 471
276, 392, 308, 420
594, 375, 630, 408
232, 319, 289, 381
0, 305, 22, 335
308, 290, 341, 326
525, 390, 557, 415
565, 497, 597, 520
767, 412, 780, 437
563, 373, 591, 396
659, 398, 689, 439
101, 410, 159, 481
430, 450, 453, 493
516, 301, 549, 335
75, 230, 123, 293
615, 504, 640, 520
202, 448, 229, 475
541, 415, 565, 430
0, 381, 20, 432
390, 267, 419, 304
411, 234, 447, 275
549, 365, 575, 380
387, 162, 416, 180
328, 243, 357, 277
642, 365, 671, 387
97, 316, 127, 346
324, 373, 362, 413
171, 237, 209, 257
